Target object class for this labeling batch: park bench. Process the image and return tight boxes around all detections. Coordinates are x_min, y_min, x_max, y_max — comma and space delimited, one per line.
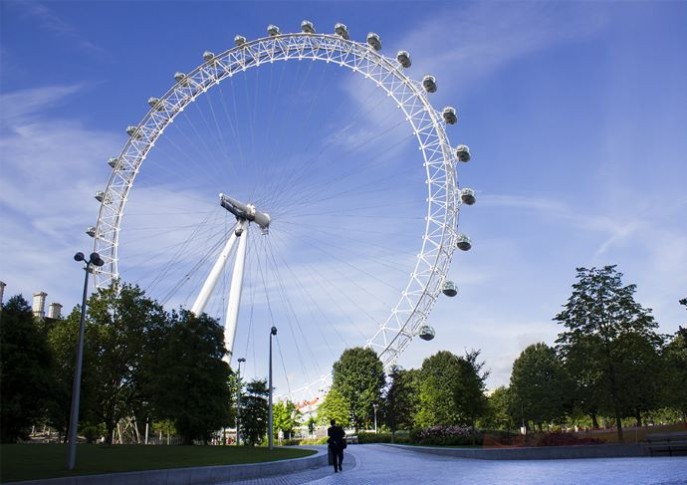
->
345, 435, 359, 444
646, 432, 687, 456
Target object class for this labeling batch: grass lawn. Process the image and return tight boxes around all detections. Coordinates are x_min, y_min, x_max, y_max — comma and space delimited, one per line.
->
0, 444, 316, 483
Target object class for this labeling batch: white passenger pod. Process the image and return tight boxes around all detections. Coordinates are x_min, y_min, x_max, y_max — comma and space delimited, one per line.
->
335, 23, 349, 40
396, 51, 411, 68
422, 75, 437, 93
126, 126, 142, 139
107, 157, 119, 168
418, 325, 435, 341
367, 33, 382, 51
442, 106, 458, 125
234, 35, 247, 46
267, 25, 280, 37
86, 227, 96, 237
456, 234, 472, 251
442, 280, 458, 297
460, 188, 476, 205
301, 20, 315, 33
455, 144, 471, 162
203, 51, 215, 62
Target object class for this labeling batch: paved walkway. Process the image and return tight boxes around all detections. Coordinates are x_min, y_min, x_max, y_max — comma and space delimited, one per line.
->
222, 444, 687, 485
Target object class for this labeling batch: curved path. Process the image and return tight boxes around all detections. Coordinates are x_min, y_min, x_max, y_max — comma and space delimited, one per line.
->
223, 444, 687, 485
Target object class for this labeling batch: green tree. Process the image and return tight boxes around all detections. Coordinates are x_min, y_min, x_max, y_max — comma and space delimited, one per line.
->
148, 309, 232, 444
273, 400, 300, 440
79, 283, 169, 444
0, 295, 54, 442
317, 388, 350, 427
241, 379, 268, 446
460, 350, 490, 430
613, 332, 663, 426
509, 343, 571, 430
416, 350, 488, 428
554, 265, 660, 442
382, 366, 420, 439
332, 347, 384, 431
482, 386, 515, 431
44, 309, 84, 441
662, 326, 687, 421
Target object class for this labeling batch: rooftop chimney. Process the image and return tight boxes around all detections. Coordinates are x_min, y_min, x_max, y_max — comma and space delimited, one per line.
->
48, 302, 63, 320
32, 291, 47, 319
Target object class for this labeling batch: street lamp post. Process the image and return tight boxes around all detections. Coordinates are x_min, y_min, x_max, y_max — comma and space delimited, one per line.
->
236, 357, 245, 445
268, 326, 277, 450
373, 403, 379, 434
66, 252, 104, 470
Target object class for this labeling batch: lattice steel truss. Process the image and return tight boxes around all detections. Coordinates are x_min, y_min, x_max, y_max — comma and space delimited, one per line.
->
92, 30, 467, 369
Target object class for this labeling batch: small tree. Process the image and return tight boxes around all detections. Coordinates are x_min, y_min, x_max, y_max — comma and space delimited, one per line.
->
332, 347, 385, 431
148, 309, 232, 444
317, 388, 350, 427
273, 400, 300, 440
509, 343, 571, 430
382, 366, 420, 440
483, 386, 515, 431
241, 379, 268, 446
662, 326, 687, 421
1, 295, 54, 442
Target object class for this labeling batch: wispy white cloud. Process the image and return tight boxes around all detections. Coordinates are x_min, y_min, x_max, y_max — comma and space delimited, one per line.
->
399, 2, 606, 94
11, 2, 111, 61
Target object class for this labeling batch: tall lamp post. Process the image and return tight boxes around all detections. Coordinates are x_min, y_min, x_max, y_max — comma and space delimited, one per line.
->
236, 357, 245, 445
268, 326, 277, 450
373, 403, 379, 434
67, 252, 104, 470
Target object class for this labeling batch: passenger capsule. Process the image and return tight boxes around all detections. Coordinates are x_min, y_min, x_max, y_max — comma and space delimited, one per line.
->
126, 126, 142, 139
455, 144, 471, 162
234, 35, 247, 46
94, 191, 106, 203
147, 97, 166, 111
86, 227, 96, 237
107, 157, 119, 168
422, 75, 437, 93
442, 106, 458, 125
442, 280, 458, 297
396, 50, 412, 68
267, 25, 280, 36
418, 325, 435, 341
456, 234, 472, 251
174, 72, 187, 83
301, 20, 315, 33
334, 23, 349, 40
203, 51, 215, 62
367, 32, 382, 51
460, 188, 476, 205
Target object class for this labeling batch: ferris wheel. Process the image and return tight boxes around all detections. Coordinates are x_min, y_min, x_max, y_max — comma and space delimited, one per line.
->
89, 21, 475, 396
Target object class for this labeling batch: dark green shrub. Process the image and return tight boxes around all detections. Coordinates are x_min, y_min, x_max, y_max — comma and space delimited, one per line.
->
410, 426, 483, 446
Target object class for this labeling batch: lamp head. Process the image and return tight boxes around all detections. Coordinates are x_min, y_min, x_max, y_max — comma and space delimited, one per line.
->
74, 252, 86, 262
238, 357, 246, 363
271, 326, 278, 336
89, 252, 105, 267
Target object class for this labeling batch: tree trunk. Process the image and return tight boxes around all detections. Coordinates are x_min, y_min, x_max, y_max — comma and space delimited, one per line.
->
105, 420, 115, 445
591, 412, 600, 429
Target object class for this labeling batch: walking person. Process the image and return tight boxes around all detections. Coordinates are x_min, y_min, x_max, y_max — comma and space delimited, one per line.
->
327, 419, 346, 472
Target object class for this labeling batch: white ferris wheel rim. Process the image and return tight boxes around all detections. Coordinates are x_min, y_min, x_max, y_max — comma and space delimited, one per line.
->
92, 29, 462, 370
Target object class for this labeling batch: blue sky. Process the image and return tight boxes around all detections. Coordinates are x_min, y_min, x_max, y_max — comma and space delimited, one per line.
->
1, 1, 686, 398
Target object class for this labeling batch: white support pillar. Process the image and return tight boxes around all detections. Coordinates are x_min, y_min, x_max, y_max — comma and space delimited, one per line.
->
223, 220, 249, 362
191, 228, 239, 316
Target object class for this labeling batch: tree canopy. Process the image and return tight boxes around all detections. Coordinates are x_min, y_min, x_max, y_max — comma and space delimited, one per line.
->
554, 265, 661, 441
1, 295, 54, 443
332, 347, 384, 430
509, 343, 571, 430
